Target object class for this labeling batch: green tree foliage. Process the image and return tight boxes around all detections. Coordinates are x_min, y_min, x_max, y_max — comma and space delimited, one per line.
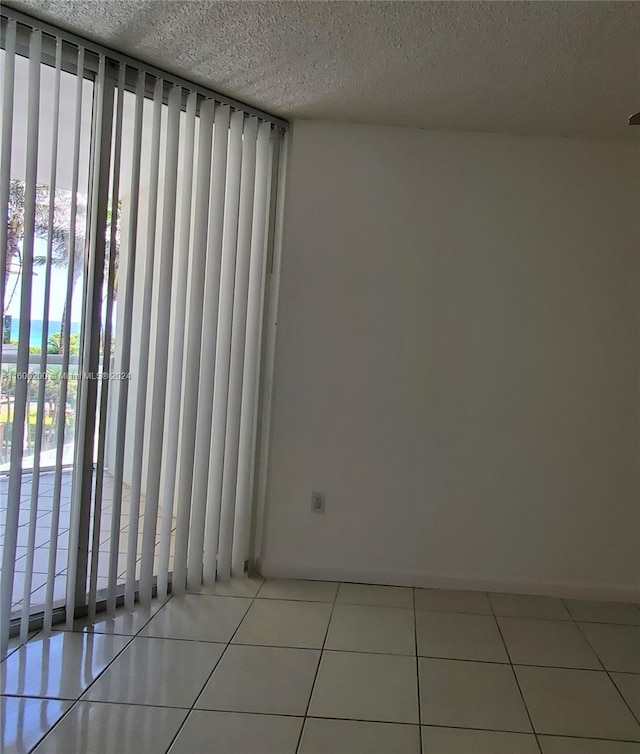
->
47, 332, 80, 355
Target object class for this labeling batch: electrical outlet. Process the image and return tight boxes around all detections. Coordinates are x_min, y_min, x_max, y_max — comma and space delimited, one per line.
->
311, 491, 324, 513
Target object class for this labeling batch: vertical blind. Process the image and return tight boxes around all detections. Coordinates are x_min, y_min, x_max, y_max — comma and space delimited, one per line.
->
0, 9, 285, 652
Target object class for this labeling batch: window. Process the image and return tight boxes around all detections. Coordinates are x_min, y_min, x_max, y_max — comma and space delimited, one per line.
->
0, 8, 285, 651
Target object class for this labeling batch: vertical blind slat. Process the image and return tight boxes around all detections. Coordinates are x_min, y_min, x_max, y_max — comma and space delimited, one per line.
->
252, 133, 284, 566
231, 121, 273, 577
186, 103, 230, 591
65, 53, 105, 628
202, 109, 244, 586
19, 36, 62, 640
43, 45, 86, 633
216, 115, 259, 581
156, 90, 197, 599
0, 18, 16, 374
172, 98, 215, 595
0, 29, 41, 653
124, 76, 163, 611
87, 61, 125, 618
139, 83, 182, 603
188, 106, 231, 589
66, 54, 113, 627
106, 69, 145, 614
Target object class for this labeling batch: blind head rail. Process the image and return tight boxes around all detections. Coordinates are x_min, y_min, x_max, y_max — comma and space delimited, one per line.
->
0, 5, 289, 131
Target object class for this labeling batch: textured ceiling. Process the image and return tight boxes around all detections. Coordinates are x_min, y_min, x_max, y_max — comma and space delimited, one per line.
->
6, 0, 640, 140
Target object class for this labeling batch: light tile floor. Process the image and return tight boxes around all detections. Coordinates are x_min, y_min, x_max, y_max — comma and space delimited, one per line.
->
1, 579, 639, 753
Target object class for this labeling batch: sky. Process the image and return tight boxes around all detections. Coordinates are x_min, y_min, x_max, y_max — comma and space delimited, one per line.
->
4, 239, 84, 326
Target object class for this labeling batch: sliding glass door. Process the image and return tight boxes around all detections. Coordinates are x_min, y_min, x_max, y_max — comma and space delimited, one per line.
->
0, 8, 285, 653
0, 22, 95, 645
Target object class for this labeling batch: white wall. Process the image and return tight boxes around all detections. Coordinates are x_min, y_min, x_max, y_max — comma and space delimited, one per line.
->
261, 120, 640, 601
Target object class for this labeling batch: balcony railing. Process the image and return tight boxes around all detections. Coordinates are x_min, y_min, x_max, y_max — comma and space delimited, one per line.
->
0, 350, 79, 471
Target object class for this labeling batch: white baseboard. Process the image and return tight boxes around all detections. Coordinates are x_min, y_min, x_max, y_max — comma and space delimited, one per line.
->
259, 560, 640, 603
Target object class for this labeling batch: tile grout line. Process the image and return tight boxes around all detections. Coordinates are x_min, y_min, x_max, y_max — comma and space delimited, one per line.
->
412, 586, 423, 754
563, 597, 640, 731
293, 581, 339, 754
4, 693, 640, 743
25, 595, 172, 754
161, 581, 263, 754
489, 594, 544, 754
24, 641, 137, 753
11, 583, 639, 752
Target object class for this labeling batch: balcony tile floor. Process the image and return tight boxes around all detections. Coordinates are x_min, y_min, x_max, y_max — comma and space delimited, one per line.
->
0, 580, 639, 753
1, 471, 174, 617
